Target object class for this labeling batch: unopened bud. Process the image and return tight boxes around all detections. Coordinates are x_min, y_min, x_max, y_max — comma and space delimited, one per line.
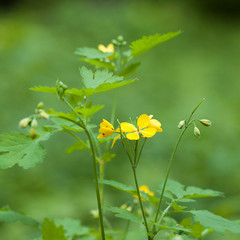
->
19, 117, 31, 128
39, 110, 49, 120
37, 102, 44, 109
117, 35, 124, 42
194, 126, 200, 137
31, 119, 38, 128
178, 120, 185, 129
29, 128, 37, 139
200, 119, 211, 127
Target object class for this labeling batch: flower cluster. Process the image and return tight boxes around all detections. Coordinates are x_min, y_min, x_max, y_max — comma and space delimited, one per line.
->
97, 114, 162, 148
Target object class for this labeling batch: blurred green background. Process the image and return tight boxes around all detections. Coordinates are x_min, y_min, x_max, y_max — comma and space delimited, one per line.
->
1, 0, 240, 239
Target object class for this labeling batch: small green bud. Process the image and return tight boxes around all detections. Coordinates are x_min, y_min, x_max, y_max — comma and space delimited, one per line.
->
90, 209, 99, 219
111, 39, 118, 45
31, 119, 38, 128
194, 126, 200, 137
29, 128, 37, 139
37, 102, 44, 109
56, 80, 68, 99
19, 117, 31, 128
200, 119, 211, 127
178, 120, 185, 129
117, 35, 124, 42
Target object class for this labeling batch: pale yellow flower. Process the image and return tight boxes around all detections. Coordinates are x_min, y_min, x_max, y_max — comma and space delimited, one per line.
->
98, 43, 114, 53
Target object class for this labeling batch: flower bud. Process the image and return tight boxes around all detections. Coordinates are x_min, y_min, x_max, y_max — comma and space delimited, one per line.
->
117, 35, 124, 42
39, 110, 49, 120
200, 119, 211, 127
178, 120, 185, 129
37, 102, 44, 109
29, 128, 37, 139
19, 117, 31, 128
31, 119, 38, 128
194, 126, 200, 137
90, 209, 99, 219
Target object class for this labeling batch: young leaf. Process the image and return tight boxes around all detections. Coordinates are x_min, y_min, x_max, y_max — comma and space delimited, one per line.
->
0, 130, 50, 169
80, 66, 123, 89
75, 47, 113, 59
75, 105, 104, 118
29, 86, 57, 93
103, 206, 141, 224
42, 218, 67, 240
66, 140, 89, 154
0, 206, 39, 228
54, 218, 89, 238
130, 31, 181, 57
46, 109, 77, 122
190, 210, 240, 235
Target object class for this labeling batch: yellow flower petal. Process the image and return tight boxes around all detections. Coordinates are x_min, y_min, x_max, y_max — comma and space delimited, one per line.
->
111, 134, 120, 148
100, 119, 114, 130
120, 122, 137, 132
149, 119, 162, 132
97, 133, 104, 139
126, 132, 139, 140
140, 127, 157, 138
137, 114, 150, 130
139, 185, 154, 196
106, 43, 114, 52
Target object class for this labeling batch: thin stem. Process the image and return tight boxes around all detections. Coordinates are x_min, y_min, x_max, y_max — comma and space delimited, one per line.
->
136, 138, 147, 166
99, 159, 104, 205
153, 128, 186, 226
85, 129, 105, 240
132, 166, 150, 237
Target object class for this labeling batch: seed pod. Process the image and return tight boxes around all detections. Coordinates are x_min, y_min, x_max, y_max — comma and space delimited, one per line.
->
29, 128, 37, 139
178, 120, 185, 129
19, 117, 31, 128
200, 119, 211, 127
31, 119, 38, 128
194, 126, 200, 137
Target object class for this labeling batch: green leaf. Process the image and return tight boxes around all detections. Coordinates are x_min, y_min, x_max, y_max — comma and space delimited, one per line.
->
120, 62, 141, 77
66, 140, 89, 154
80, 66, 123, 89
66, 88, 95, 98
99, 179, 136, 194
155, 223, 191, 233
42, 218, 67, 240
75, 105, 104, 118
75, 47, 113, 59
103, 206, 141, 223
0, 130, 50, 169
81, 58, 115, 70
130, 31, 181, 57
29, 86, 57, 93
46, 109, 77, 122
54, 218, 89, 238
190, 210, 240, 235
101, 151, 116, 163
158, 179, 223, 201
0, 206, 39, 228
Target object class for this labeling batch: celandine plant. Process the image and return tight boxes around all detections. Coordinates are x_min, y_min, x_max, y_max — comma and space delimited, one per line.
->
0, 32, 240, 240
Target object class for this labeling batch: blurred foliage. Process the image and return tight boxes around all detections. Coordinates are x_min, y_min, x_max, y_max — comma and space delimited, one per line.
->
0, 0, 240, 239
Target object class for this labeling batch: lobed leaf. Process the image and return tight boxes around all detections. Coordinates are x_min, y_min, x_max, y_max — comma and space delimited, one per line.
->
130, 31, 181, 57
0, 206, 39, 228
81, 58, 115, 70
42, 218, 67, 240
29, 86, 57, 93
190, 210, 240, 235
75, 105, 104, 118
0, 130, 50, 169
66, 140, 89, 154
120, 62, 141, 77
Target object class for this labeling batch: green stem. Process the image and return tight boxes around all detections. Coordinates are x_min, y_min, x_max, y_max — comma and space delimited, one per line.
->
85, 129, 105, 240
99, 159, 104, 205
132, 166, 150, 238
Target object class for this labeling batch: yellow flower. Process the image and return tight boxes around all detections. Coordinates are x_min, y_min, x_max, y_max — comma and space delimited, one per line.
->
98, 43, 114, 53
120, 114, 158, 140
148, 115, 163, 132
97, 119, 120, 148
134, 185, 154, 201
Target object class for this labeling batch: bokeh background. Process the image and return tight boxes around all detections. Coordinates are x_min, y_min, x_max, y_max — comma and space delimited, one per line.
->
0, 0, 240, 239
